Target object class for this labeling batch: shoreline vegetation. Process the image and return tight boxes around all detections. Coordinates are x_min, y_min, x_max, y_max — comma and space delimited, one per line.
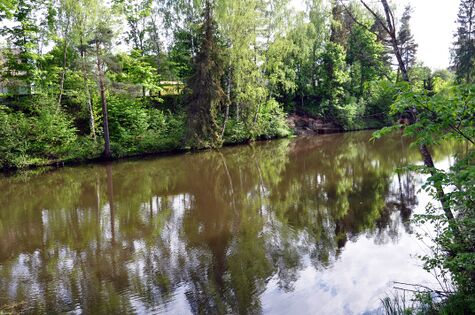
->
0, 109, 382, 175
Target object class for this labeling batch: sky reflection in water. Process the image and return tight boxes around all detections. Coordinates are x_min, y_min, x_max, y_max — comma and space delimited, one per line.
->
0, 131, 463, 314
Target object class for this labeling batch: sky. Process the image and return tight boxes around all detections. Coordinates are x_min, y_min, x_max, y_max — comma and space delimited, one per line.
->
291, 0, 460, 70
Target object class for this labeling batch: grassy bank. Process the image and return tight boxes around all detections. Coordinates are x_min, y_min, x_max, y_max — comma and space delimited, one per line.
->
0, 95, 292, 172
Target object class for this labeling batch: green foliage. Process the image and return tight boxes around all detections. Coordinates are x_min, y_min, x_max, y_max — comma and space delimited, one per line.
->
361, 79, 398, 127
334, 97, 366, 130
107, 95, 149, 145
347, 22, 387, 97
106, 95, 185, 155
253, 99, 292, 138
317, 42, 349, 114
377, 83, 475, 314
0, 98, 80, 169
223, 99, 291, 143
112, 50, 163, 97
0, 0, 459, 172
0, 0, 16, 21
167, 29, 195, 80
389, 84, 474, 145
452, 0, 475, 83
185, 1, 225, 149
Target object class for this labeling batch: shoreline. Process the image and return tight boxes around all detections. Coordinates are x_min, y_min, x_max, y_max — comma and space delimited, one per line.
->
1, 126, 381, 177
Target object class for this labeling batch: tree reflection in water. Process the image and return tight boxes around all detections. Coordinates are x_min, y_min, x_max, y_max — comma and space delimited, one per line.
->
0, 131, 460, 314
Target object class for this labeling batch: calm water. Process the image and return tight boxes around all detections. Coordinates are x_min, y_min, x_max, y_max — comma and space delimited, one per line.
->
0, 131, 461, 314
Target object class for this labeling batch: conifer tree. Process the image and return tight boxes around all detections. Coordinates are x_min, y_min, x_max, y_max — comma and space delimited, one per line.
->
452, 0, 475, 83
185, 0, 225, 148
398, 5, 418, 71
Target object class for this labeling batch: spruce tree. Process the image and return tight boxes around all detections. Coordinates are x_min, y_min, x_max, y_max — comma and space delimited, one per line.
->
185, 0, 225, 149
398, 5, 418, 71
452, 0, 475, 83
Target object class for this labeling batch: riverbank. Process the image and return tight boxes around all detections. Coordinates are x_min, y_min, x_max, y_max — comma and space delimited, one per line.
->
0, 99, 292, 173
1, 110, 385, 175
0, 124, 290, 175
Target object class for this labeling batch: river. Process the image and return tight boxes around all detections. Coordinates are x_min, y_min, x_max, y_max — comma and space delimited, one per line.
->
0, 131, 462, 314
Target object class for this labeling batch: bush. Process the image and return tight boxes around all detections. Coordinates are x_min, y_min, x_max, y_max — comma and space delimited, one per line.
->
252, 99, 292, 138
107, 95, 150, 148
106, 95, 187, 155
0, 99, 79, 169
364, 80, 397, 126
334, 97, 366, 130
138, 110, 186, 153
223, 99, 291, 143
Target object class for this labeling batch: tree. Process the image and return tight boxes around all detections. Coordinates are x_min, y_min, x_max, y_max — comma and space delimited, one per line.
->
217, 0, 270, 128
346, 16, 388, 98
358, 0, 457, 224
317, 1, 351, 118
185, 0, 225, 148
73, 0, 98, 141
398, 5, 418, 73
56, 0, 77, 107
88, 6, 115, 159
0, 0, 41, 94
452, 0, 475, 83
113, 0, 151, 53
265, 11, 317, 108
317, 42, 349, 117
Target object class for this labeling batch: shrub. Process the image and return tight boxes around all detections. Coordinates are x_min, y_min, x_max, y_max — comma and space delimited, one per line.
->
223, 99, 291, 143
0, 99, 78, 169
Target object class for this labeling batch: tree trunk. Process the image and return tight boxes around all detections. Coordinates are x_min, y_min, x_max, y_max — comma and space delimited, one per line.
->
96, 42, 111, 159
221, 67, 232, 138
379, 0, 409, 81
58, 41, 67, 108
360, 0, 457, 224
81, 48, 96, 142
58, 19, 70, 108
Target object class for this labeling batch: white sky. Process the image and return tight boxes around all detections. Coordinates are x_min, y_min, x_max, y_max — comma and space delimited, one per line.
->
291, 0, 460, 70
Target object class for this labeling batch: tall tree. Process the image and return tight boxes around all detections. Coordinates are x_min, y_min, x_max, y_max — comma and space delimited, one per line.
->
398, 5, 418, 72
114, 0, 151, 53
347, 20, 387, 98
114, 0, 157, 97
55, 0, 76, 107
0, 0, 41, 94
318, 1, 350, 117
217, 0, 271, 125
452, 0, 475, 83
186, 0, 225, 148
88, 6, 115, 158
359, 0, 457, 225
73, 0, 97, 141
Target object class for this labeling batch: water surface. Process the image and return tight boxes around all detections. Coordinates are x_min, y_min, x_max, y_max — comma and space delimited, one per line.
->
0, 131, 460, 314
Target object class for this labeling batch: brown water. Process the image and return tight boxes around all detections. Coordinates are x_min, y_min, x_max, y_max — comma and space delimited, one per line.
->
0, 131, 461, 314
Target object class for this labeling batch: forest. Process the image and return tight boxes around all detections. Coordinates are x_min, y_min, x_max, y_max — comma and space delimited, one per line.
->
0, 0, 474, 314
0, 0, 450, 168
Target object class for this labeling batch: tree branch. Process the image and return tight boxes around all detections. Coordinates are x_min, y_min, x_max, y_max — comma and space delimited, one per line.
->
358, 0, 391, 35
337, 0, 389, 44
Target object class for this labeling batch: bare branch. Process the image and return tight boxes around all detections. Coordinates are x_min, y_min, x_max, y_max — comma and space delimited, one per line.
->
358, 0, 391, 35
337, 0, 389, 44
